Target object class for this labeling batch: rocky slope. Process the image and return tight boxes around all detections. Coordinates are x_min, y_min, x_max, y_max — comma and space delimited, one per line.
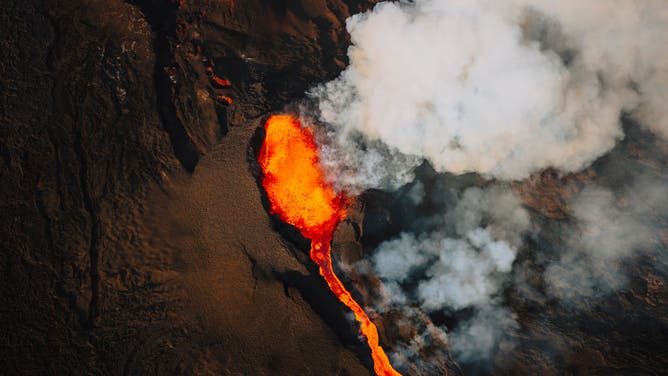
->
1, 0, 381, 374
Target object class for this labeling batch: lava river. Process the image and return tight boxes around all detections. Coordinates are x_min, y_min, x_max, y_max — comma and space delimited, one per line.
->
258, 114, 401, 376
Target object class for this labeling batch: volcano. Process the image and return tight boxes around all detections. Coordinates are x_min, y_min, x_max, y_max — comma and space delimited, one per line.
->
2, 1, 668, 375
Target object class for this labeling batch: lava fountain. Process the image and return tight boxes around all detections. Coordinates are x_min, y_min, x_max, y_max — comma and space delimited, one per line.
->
258, 114, 401, 376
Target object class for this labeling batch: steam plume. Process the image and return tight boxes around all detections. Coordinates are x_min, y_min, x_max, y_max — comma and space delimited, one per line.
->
369, 185, 529, 364
311, 0, 668, 183
546, 177, 668, 300
305, 0, 668, 369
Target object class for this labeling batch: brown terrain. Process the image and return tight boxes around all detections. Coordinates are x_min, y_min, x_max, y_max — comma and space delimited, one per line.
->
1, 1, 667, 375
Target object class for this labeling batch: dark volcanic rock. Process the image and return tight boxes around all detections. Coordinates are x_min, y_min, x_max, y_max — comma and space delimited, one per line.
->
0, 0, 378, 374
2, 1, 177, 373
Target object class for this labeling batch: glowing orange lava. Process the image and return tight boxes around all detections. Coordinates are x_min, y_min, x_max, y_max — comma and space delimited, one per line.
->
258, 114, 401, 376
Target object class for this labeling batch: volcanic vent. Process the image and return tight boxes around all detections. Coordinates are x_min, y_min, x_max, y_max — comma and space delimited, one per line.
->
258, 114, 401, 376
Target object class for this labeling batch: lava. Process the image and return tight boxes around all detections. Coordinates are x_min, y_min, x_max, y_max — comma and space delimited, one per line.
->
258, 114, 401, 376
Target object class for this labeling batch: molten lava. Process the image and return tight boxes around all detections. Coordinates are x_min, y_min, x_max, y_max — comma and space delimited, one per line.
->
259, 114, 401, 376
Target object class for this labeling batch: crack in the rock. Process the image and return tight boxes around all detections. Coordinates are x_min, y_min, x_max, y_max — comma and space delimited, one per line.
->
130, 0, 200, 172
73, 129, 101, 327
239, 242, 259, 301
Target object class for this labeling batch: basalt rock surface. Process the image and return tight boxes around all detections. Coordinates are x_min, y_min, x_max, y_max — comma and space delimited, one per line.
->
1, 0, 381, 374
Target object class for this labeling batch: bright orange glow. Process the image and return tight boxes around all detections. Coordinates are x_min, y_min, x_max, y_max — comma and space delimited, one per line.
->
212, 76, 231, 88
259, 114, 401, 376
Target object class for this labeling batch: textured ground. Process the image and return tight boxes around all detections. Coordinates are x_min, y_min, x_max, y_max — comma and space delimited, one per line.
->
1, 1, 378, 374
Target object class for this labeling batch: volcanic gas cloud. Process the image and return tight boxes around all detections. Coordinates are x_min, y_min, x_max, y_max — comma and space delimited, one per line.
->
258, 114, 401, 376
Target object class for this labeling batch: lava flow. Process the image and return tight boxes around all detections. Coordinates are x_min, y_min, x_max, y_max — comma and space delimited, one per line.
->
258, 114, 401, 376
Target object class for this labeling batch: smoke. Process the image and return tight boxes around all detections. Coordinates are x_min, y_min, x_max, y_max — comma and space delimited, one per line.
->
314, 131, 420, 193
516, 0, 668, 140
368, 185, 530, 363
362, 177, 667, 368
448, 305, 518, 363
375, 232, 515, 310
302, 0, 668, 369
310, 0, 668, 183
387, 307, 452, 374
545, 177, 668, 300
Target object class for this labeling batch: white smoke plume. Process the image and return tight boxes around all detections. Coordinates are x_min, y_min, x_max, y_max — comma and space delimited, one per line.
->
310, 0, 668, 183
545, 177, 668, 300
315, 131, 420, 193
369, 186, 530, 363
304, 0, 668, 369
448, 305, 518, 363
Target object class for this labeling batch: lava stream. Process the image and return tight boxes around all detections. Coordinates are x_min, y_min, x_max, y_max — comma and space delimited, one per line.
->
258, 114, 401, 376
